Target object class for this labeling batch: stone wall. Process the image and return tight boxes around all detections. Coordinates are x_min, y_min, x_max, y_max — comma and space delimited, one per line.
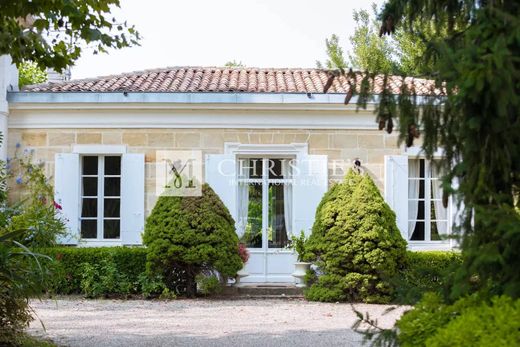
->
7, 128, 402, 216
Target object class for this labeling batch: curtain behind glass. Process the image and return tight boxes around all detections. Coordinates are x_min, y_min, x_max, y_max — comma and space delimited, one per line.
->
282, 159, 292, 237
408, 159, 420, 239
432, 163, 448, 236
237, 160, 250, 238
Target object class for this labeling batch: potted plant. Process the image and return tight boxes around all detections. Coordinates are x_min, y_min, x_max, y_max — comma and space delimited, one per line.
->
290, 231, 311, 287
235, 242, 250, 285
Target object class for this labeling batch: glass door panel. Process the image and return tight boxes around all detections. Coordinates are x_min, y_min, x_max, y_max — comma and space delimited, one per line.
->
268, 183, 290, 248
240, 182, 263, 248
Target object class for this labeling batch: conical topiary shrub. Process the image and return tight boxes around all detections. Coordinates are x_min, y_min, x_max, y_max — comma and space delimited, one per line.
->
143, 183, 243, 297
305, 170, 407, 303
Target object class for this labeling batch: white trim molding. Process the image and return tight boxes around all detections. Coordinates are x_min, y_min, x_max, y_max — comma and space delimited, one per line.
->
8, 107, 379, 130
224, 142, 308, 157
72, 144, 127, 154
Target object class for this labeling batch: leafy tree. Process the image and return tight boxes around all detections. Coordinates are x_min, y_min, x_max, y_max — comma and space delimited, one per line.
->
348, 7, 397, 74
325, 0, 520, 302
0, 0, 139, 72
143, 184, 243, 297
316, 34, 348, 70
318, 4, 436, 76
18, 61, 47, 87
305, 170, 407, 303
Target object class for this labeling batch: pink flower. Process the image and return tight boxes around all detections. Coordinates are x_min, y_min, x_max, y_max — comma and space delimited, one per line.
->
53, 201, 62, 210
238, 243, 250, 263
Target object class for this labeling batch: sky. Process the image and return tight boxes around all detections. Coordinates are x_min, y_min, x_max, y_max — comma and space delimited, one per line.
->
72, 0, 385, 79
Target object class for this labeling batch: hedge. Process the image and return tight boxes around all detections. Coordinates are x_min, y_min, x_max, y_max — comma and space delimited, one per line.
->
38, 247, 147, 294
394, 250, 463, 304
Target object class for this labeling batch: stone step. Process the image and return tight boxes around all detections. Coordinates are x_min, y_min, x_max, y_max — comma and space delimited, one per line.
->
222, 284, 304, 298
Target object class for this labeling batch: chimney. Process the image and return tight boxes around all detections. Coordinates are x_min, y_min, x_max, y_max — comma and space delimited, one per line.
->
46, 67, 71, 83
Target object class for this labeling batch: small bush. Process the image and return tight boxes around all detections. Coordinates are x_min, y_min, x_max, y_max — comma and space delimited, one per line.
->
396, 293, 520, 347
394, 251, 462, 304
305, 170, 407, 303
79, 260, 132, 298
426, 296, 520, 347
196, 274, 223, 296
39, 247, 147, 295
143, 184, 243, 297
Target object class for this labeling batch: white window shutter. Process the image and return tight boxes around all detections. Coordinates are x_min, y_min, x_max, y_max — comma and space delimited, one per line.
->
121, 153, 145, 245
54, 153, 80, 245
205, 154, 237, 222
384, 155, 408, 240
293, 155, 328, 237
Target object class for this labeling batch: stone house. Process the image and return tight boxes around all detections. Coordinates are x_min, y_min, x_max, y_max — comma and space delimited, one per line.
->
0, 56, 455, 283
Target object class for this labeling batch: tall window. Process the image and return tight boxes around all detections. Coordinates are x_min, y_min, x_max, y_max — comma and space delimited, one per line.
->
237, 158, 293, 249
408, 159, 449, 241
80, 156, 121, 240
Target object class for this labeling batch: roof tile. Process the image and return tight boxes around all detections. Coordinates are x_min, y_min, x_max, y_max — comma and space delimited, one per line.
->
22, 67, 443, 96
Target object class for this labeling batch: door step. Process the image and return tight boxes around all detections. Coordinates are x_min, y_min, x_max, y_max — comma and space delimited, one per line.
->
222, 284, 304, 298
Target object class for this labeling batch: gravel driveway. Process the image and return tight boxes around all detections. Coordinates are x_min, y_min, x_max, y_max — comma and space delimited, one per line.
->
28, 298, 407, 347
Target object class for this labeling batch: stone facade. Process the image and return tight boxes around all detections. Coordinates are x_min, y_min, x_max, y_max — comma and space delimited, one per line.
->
7, 128, 402, 216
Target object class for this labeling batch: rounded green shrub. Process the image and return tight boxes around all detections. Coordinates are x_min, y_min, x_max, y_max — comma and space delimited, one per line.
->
305, 170, 407, 303
396, 293, 520, 347
143, 183, 243, 297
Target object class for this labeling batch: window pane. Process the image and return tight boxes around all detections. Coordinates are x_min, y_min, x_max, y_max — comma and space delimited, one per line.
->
81, 198, 97, 217
105, 156, 121, 175
104, 177, 121, 196
238, 158, 262, 179
409, 159, 423, 177
104, 220, 120, 239
408, 200, 422, 220
240, 183, 262, 248
431, 221, 447, 240
408, 179, 424, 198
82, 177, 97, 196
410, 221, 425, 241
268, 183, 290, 248
81, 220, 97, 239
82, 156, 98, 175
104, 198, 120, 218
268, 159, 283, 179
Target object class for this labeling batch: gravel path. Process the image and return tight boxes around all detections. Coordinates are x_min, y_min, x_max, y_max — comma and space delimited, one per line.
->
28, 298, 407, 347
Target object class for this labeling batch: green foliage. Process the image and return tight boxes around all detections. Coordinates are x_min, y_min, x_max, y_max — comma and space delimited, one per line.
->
348, 6, 397, 74
40, 247, 147, 295
290, 230, 308, 262
396, 294, 520, 347
0, 231, 51, 345
318, 4, 437, 76
79, 260, 132, 298
426, 296, 520, 347
305, 170, 407, 303
316, 34, 348, 70
137, 272, 169, 299
394, 251, 462, 304
374, 0, 520, 300
196, 274, 223, 296
7, 151, 67, 248
0, 0, 140, 72
18, 61, 47, 87
143, 184, 243, 297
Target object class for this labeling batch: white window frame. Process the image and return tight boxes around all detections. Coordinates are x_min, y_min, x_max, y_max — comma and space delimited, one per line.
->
405, 146, 453, 249
80, 155, 122, 241
237, 157, 294, 251
226, 143, 308, 255
73, 145, 127, 245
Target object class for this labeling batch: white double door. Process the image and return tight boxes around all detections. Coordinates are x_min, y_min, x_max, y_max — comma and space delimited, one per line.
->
238, 157, 296, 283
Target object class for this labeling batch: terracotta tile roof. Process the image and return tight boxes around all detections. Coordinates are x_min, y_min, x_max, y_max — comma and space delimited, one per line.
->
22, 67, 442, 95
